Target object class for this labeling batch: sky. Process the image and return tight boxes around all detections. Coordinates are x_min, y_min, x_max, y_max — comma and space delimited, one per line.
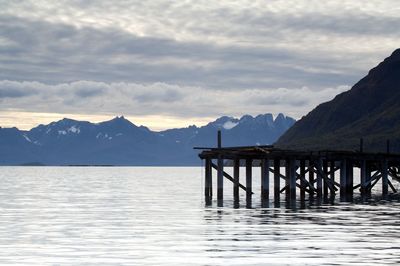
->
0, 0, 399, 130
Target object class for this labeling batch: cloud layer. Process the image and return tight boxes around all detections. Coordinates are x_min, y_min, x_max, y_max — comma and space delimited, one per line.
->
0, 1, 399, 128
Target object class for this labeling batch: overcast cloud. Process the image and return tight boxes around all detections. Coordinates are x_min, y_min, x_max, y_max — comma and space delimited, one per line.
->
0, 0, 399, 129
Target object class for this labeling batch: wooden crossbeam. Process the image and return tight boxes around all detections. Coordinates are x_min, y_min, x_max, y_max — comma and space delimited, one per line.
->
312, 161, 338, 192
211, 163, 253, 194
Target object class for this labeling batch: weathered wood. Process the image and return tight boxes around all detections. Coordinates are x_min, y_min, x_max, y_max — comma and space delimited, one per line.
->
261, 159, 269, 201
340, 159, 347, 201
309, 160, 315, 198
217, 155, 224, 200
246, 159, 252, 207
346, 160, 354, 199
316, 159, 323, 198
382, 160, 388, 198
205, 158, 212, 203
198, 138, 400, 206
289, 159, 296, 202
274, 159, 280, 202
323, 160, 329, 197
330, 160, 335, 194
211, 163, 250, 193
285, 160, 290, 202
300, 160, 306, 201
360, 159, 367, 198
233, 159, 240, 202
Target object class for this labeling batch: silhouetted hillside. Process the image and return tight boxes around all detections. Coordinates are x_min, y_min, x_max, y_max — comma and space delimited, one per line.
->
276, 49, 400, 152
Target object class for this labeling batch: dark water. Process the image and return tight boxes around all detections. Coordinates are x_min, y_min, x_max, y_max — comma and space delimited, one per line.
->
0, 167, 399, 265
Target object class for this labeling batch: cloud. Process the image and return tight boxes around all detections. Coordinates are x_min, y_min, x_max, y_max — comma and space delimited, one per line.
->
0, 80, 37, 98
0, 80, 350, 121
0, 0, 398, 128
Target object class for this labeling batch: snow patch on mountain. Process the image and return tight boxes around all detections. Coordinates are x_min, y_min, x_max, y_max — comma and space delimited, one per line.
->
222, 121, 238, 130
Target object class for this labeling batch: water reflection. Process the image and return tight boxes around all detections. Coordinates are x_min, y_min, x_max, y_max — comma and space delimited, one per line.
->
0, 167, 399, 265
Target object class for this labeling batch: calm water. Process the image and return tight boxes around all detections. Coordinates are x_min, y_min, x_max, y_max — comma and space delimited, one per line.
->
0, 167, 400, 265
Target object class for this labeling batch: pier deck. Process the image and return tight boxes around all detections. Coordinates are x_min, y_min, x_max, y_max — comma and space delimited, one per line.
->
196, 131, 400, 207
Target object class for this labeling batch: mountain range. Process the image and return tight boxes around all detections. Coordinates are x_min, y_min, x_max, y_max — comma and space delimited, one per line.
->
0, 113, 295, 166
276, 48, 400, 153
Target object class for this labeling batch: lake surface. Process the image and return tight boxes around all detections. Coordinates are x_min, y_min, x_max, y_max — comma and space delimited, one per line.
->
0, 167, 400, 265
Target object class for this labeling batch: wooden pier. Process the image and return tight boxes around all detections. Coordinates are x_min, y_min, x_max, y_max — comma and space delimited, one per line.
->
196, 131, 400, 207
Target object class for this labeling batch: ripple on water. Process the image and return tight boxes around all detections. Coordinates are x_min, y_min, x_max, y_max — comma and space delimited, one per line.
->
0, 166, 400, 265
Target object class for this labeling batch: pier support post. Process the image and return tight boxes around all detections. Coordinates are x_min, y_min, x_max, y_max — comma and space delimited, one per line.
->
382, 160, 389, 199
217, 156, 224, 202
340, 159, 347, 202
289, 159, 296, 202
217, 131, 223, 203
285, 160, 290, 202
205, 158, 212, 205
261, 159, 270, 204
300, 160, 306, 201
366, 162, 372, 198
360, 159, 367, 199
316, 159, 323, 199
274, 159, 280, 206
309, 160, 315, 199
233, 159, 240, 203
246, 159, 252, 207
346, 160, 354, 200
330, 160, 336, 195
323, 160, 329, 199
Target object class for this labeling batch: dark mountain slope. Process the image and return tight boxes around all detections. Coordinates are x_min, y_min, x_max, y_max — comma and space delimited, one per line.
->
276, 49, 400, 152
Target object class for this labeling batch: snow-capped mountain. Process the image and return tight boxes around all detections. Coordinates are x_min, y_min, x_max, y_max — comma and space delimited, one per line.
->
0, 114, 295, 165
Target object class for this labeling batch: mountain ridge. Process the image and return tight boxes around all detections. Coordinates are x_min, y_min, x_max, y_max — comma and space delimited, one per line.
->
0, 113, 295, 166
276, 48, 400, 152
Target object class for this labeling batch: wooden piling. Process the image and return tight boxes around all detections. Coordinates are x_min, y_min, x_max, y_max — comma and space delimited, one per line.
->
316, 159, 323, 199
285, 160, 290, 202
217, 130, 223, 201
382, 160, 388, 198
246, 159, 252, 206
323, 160, 329, 198
309, 160, 315, 198
346, 160, 354, 199
205, 158, 212, 204
261, 159, 269, 202
289, 159, 296, 202
233, 159, 240, 202
340, 159, 347, 201
330, 160, 335, 195
274, 159, 280, 203
360, 159, 367, 198
300, 160, 306, 201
